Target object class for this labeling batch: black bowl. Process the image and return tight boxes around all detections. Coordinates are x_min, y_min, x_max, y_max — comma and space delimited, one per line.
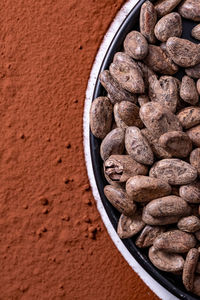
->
90, 1, 199, 299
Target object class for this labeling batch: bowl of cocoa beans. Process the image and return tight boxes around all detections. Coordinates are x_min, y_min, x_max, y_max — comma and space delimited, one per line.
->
89, 0, 200, 298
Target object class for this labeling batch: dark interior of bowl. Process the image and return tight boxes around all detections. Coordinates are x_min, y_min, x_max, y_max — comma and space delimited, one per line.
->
90, 1, 200, 299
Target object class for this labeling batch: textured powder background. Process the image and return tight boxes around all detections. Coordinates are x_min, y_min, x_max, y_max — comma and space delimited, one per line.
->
0, 0, 159, 299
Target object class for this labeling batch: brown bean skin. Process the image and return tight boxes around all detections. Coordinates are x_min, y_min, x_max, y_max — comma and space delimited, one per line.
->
150, 158, 197, 185
177, 107, 200, 129
166, 37, 200, 68
185, 63, 200, 79
153, 230, 196, 253
180, 76, 199, 105
104, 185, 136, 216
183, 248, 199, 291
140, 0, 157, 44
144, 45, 178, 75
90, 97, 113, 139
197, 79, 200, 95
154, 0, 182, 17
187, 125, 200, 147
104, 155, 148, 183
148, 75, 178, 113
136, 225, 165, 248
124, 31, 148, 60
117, 212, 145, 239
126, 176, 171, 203
139, 102, 182, 139
144, 196, 191, 218
178, 216, 200, 233
180, 181, 200, 204
192, 24, 200, 41
149, 246, 184, 272
178, 0, 200, 21
109, 52, 145, 94
158, 131, 192, 158
154, 12, 182, 42
125, 127, 154, 165
100, 128, 125, 161
190, 148, 200, 175
118, 101, 143, 128
99, 70, 137, 104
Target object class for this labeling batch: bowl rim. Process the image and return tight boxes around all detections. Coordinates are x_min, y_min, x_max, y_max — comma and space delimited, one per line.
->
83, 1, 198, 299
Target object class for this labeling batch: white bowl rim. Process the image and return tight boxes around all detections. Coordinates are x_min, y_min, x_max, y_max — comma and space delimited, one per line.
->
83, 1, 178, 299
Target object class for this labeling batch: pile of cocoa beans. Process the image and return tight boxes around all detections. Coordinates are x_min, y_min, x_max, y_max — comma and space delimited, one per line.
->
90, 0, 200, 296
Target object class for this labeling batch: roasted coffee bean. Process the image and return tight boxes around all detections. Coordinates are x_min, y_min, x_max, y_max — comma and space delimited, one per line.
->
180, 76, 199, 105
124, 31, 148, 60
153, 230, 196, 253
178, 216, 200, 233
139, 102, 182, 139
150, 158, 197, 185
187, 125, 200, 147
109, 52, 144, 94
90, 97, 113, 139
140, 0, 157, 44
126, 176, 171, 203
180, 181, 200, 204
144, 45, 178, 75
125, 127, 154, 165
154, 12, 182, 42
104, 155, 148, 183
192, 24, 200, 41
100, 128, 125, 161
178, 0, 200, 21
185, 63, 200, 79
166, 37, 200, 68
138, 95, 149, 107
183, 248, 199, 291
141, 128, 172, 159
148, 75, 178, 112
117, 212, 145, 239
154, 0, 182, 17
177, 107, 200, 129
136, 225, 165, 248
158, 131, 192, 158
144, 196, 191, 218
149, 246, 184, 272
117, 101, 143, 128
190, 149, 200, 175
104, 185, 136, 216
99, 70, 137, 104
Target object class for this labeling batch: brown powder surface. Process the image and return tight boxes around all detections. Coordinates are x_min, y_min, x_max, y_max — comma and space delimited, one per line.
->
0, 0, 158, 299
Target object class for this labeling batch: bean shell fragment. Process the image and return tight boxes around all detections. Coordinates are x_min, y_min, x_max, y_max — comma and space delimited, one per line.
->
126, 176, 171, 203
149, 246, 184, 272
125, 127, 154, 165
153, 230, 196, 253
104, 185, 136, 216
136, 225, 165, 248
104, 155, 148, 183
150, 158, 197, 185
117, 212, 145, 239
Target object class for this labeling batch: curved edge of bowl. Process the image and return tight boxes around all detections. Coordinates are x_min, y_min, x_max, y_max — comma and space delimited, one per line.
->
83, 1, 179, 299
